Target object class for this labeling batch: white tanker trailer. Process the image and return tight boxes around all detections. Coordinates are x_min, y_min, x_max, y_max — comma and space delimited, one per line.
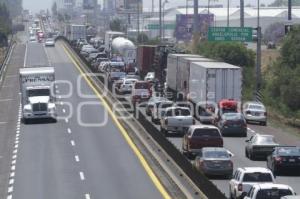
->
111, 37, 136, 64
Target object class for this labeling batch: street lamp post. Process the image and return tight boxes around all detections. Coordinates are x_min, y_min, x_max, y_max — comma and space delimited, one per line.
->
162, 0, 169, 40
256, 0, 262, 93
159, 0, 162, 41
227, 0, 230, 27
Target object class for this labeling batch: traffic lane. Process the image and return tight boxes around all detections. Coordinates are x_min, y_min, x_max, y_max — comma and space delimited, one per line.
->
0, 44, 25, 198
25, 42, 50, 67
136, 106, 300, 196
45, 43, 164, 199
13, 121, 85, 199
248, 123, 300, 146
13, 41, 85, 199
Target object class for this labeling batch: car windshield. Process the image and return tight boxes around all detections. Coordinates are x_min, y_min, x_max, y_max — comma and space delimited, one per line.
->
242, 172, 273, 182
135, 83, 149, 89
165, 108, 190, 116
193, 129, 220, 137
256, 136, 276, 144
277, 147, 300, 156
203, 150, 229, 158
28, 89, 50, 97
256, 189, 293, 199
157, 102, 173, 109
249, 104, 264, 110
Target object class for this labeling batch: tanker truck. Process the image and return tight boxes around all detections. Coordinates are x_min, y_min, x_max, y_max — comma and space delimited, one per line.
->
111, 37, 136, 65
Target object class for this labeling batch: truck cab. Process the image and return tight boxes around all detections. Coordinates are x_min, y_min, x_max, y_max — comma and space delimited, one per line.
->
20, 67, 57, 123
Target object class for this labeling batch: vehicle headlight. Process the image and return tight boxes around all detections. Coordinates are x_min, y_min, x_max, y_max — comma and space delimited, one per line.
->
23, 104, 32, 113
48, 103, 56, 111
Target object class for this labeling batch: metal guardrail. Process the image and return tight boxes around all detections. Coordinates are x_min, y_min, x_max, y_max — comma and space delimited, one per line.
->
59, 36, 227, 199
0, 37, 15, 84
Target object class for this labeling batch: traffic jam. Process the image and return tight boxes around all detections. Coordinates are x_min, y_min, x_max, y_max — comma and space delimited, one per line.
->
62, 28, 300, 198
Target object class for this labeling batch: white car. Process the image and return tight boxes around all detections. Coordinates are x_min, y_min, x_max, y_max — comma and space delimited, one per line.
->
29, 35, 36, 42
118, 78, 138, 94
229, 167, 275, 199
144, 72, 155, 82
243, 101, 267, 126
45, 38, 55, 47
243, 183, 296, 199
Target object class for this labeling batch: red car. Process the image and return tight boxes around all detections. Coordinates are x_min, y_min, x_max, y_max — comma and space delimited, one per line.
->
182, 125, 223, 158
131, 81, 152, 105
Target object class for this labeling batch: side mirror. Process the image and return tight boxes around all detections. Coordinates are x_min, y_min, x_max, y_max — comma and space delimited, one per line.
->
240, 192, 247, 198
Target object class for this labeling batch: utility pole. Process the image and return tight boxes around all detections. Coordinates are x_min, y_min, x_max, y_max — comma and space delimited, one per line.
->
227, 0, 230, 27
256, 0, 262, 93
193, 0, 199, 35
240, 0, 244, 27
288, 0, 292, 21
159, 0, 162, 41
137, 0, 140, 42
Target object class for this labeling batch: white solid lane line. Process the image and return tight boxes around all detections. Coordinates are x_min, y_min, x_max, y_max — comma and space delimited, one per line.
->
79, 172, 85, 181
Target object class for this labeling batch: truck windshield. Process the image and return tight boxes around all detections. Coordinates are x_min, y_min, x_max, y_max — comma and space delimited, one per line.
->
28, 89, 50, 97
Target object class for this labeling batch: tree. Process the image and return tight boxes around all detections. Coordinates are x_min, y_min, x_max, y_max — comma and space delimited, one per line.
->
52, 2, 58, 16
0, 0, 22, 17
109, 18, 122, 32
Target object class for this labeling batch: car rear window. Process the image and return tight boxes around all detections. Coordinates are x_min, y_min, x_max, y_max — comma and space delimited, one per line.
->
256, 189, 293, 199
193, 129, 220, 137
249, 104, 264, 110
203, 150, 229, 158
256, 136, 276, 144
165, 108, 191, 116
242, 172, 273, 182
278, 148, 300, 156
223, 113, 243, 120
135, 82, 149, 89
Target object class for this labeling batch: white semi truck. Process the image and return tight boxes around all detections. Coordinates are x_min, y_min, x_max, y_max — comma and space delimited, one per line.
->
104, 31, 125, 52
19, 67, 57, 123
65, 24, 86, 41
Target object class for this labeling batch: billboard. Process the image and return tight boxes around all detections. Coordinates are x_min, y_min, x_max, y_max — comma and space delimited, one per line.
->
175, 14, 214, 41
83, 0, 96, 10
116, 0, 143, 13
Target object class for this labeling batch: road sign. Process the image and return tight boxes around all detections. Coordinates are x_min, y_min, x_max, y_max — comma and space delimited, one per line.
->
208, 27, 253, 42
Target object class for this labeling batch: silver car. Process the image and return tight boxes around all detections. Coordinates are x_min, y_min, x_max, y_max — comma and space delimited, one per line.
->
194, 147, 233, 178
243, 101, 267, 126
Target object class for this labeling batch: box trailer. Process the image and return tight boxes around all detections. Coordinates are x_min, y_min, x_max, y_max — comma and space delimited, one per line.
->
188, 61, 242, 105
137, 45, 156, 76
65, 24, 86, 41
166, 54, 202, 92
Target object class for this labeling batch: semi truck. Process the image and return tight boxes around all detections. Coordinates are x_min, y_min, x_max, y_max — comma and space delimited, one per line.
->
104, 31, 125, 52
111, 37, 136, 65
137, 45, 156, 76
19, 67, 57, 123
188, 61, 242, 107
65, 24, 86, 41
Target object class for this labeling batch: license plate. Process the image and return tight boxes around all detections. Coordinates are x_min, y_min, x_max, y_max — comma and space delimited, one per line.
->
289, 159, 296, 162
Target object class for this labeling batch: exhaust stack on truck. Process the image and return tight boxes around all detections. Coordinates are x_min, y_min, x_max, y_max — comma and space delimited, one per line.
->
19, 67, 57, 123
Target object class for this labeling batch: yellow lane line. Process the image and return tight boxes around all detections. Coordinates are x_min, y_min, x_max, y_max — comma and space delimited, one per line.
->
62, 43, 171, 199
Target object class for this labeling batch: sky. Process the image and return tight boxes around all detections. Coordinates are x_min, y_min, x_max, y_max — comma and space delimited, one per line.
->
23, 0, 277, 14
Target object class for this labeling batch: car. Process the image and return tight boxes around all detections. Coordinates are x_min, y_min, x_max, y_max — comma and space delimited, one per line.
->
245, 134, 279, 160
29, 35, 36, 42
217, 113, 247, 137
267, 41, 276, 49
144, 72, 155, 82
267, 146, 300, 175
131, 81, 152, 105
194, 147, 233, 178
243, 101, 267, 126
182, 125, 223, 157
145, 96, 166, 116
98, 61, 110, 73
243, 183, 295, 199
118, 78, 138, 94
229, 167, 276, 199
160, 107, 195, 136
45, 38, 55, 47
151, 100, 173, 124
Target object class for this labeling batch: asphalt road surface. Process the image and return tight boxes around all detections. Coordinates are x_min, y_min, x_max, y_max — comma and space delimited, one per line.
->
2, 38, 165, 199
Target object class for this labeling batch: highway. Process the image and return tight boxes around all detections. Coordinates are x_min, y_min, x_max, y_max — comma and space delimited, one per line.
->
1, 36, 170, 199
158, 116, 300, 196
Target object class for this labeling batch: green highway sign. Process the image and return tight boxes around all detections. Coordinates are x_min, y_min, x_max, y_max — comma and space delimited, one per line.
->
208, 27, 253, 42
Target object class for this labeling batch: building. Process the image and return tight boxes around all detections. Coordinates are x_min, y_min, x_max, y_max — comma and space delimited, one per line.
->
142, 7, 300, 39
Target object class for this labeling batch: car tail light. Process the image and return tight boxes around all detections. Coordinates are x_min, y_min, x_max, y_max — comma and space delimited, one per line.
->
193, 119, 196, 125
275, 157, 282, 162
165, 119, 168, 125
238, 184, 243, 192
228, 160, 233, 167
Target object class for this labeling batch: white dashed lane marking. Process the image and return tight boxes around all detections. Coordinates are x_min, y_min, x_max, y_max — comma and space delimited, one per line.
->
85, 194, 91, 199
75, 155, 80, 162
79, 172, 85, 181
70, 140, 75, 146
67, 128, 71, 134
